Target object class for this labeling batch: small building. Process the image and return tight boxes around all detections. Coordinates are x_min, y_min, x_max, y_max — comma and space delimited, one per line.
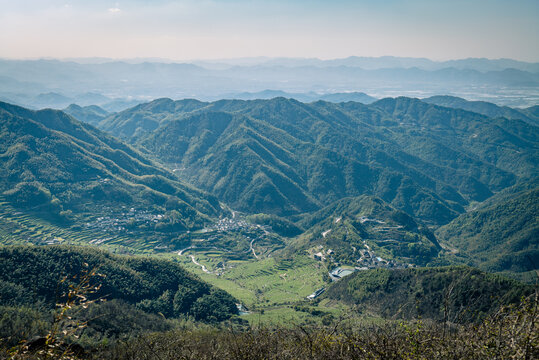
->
329, 267, 356, 281
307, 287, 326, 300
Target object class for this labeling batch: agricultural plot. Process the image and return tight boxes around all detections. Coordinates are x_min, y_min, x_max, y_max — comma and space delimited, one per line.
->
176, 251, 336, 323
0, 200, 159, 252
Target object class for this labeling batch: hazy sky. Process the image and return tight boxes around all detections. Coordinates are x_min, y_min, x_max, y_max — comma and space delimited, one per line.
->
0, 0, 538, 61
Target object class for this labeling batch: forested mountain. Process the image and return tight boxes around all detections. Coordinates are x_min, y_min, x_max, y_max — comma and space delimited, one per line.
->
137, 107, 460, 222
99, 97, 538, 227
324, 266, 533, 322
423, 95, 539, 126
436, 187, 539, 274
0, 245, 238, 346
289, 195, 441, 266
99, 98, 208, 138
0, 101, 223, 230
63, 104, 110, 127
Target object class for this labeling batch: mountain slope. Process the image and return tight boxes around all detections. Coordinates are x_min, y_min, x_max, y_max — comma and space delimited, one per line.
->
63, 103, 109, 126
368, 97, 538, 180
114, 97, 539, 226
137, 104, 462, 223
0, 245, 238, 322
435, 187, 539, 273
289, 195, 441, 266
0, 101, 223, 231
325, 266, 532, 322
423, 95, 539, 126
98, 98, 209, 139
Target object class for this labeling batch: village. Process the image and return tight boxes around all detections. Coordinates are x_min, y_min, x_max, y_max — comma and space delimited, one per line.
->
84, 206, 165, 233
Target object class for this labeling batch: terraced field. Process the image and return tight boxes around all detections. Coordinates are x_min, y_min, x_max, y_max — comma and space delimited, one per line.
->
0, 200, 156, 252
174, 251, 344, 324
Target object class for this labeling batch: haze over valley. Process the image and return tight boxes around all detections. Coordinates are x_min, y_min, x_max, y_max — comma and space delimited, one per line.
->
1, 56, 538, 110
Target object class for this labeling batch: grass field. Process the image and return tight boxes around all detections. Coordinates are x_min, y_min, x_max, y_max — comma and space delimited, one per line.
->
178, 253, 325, 303
170, 248, 355, 325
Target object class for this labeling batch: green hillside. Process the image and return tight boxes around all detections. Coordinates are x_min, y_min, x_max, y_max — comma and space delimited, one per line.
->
436, 187, 539, 274
325, 266, 532, 322
368, 97, 537, 179
63, 103, 109, 126
0, 245, 238, 346
0, 245, 237, 320
289, 195, 441, 266
0, 101, 223, 233
98, 98, 208, 139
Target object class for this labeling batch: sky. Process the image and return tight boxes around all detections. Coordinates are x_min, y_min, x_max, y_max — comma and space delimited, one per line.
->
0, 0, 538, 62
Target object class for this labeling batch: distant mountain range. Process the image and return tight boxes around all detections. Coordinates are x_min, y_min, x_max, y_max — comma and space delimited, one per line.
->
0, 89, 144, 112
1, 57, 538, 108
423, 95, 539, 126
227, 90, 377, 104
195, 56, 539, 73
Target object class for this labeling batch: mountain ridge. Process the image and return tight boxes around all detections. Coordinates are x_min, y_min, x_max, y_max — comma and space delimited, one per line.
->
100, 96, 538, 227
0, 101, 224, 231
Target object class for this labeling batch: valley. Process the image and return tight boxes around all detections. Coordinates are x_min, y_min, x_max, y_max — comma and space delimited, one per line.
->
0, 92, 537, 358
1, 0, 538, 356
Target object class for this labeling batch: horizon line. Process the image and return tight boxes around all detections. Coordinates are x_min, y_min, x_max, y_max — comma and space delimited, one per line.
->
1, 55, 538, 64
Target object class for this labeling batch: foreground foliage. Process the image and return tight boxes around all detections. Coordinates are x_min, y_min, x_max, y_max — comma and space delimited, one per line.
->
7, 292, 533, 360
325, 266, 533, 323
0, 245, 238, 347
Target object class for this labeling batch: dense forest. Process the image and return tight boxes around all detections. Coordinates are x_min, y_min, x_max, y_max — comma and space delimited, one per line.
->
324, 266, 532, 322
0, 245, 239, 348
0, 101, 223, 232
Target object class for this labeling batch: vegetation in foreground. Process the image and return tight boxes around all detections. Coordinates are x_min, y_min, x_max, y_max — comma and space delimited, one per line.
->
325, 266, 533, 323
4, 292, 537, 359
1, 244, 537, 360
0, 245, 239, 350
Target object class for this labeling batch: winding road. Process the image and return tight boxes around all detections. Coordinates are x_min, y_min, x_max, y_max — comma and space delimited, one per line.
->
250, 238, 259, 259
189, 255, 210, 273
